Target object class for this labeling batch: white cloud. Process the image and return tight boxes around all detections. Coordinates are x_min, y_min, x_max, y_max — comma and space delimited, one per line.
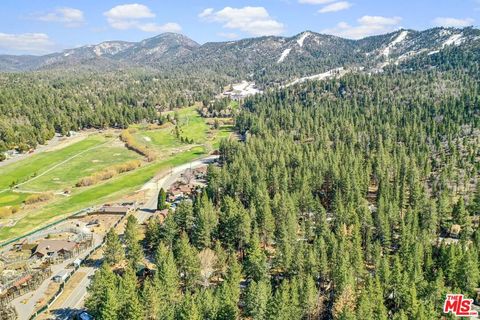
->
0, 33, 54, 54
104, 3, 181, 33
35, 7, 84, 27
322, 15, 402, 39
199, 8, 214, 18
137, 22, 182, 33
318, 1, 352, 13
104, 4, 155, 20
199, 6, 285, 36
359, 16, 401, 26
299, 0, 336, 4
433, 17, 474, 27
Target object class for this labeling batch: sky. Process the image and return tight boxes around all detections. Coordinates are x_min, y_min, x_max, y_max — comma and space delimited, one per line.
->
0, 0, 478, 55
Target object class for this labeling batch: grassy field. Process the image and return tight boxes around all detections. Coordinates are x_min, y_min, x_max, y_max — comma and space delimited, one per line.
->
0, 191, 29, 207
133, 107, 232, 152
0, 137, 103, 191
20, 141, 141, 192
0, 107, 233, 243
0, 146, 206, 240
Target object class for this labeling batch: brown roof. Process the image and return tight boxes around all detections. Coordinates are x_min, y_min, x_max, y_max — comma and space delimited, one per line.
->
194, 167, 208, 174
13, 275, 32, 287
98, 206, 130, 214
34, 240, 78, 257
178, 184, 194, 193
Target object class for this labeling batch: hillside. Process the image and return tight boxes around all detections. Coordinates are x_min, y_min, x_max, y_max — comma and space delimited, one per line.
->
1, 27, 479, 85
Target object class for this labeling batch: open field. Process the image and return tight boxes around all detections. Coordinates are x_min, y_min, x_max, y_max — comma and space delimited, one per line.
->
0, 137, 101, 191
0, 147, 205, 240
0, 108, 233, 243
19, 140, 141, 192
133, 107, 232, 152
0, 191, 29, 207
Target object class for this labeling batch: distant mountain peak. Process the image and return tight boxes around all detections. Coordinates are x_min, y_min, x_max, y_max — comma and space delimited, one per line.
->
0, 27, 478, 79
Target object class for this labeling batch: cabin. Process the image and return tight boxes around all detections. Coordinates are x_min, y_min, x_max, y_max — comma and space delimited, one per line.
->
193, 166, 208, 179
33, 240, 79, 261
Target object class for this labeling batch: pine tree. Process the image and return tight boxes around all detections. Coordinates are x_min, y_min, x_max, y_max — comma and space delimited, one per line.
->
244, 231, 268, 281
157, 187, 167, 210
244, 280, 271, 320
118, 267, 143, 320
266, 281, 291, 320
456, 246, 480, 296
104, 229, 124, 266
158, 246, 180, 303
301, 275, 320, 319
175, 233, 200, 290
176, 292, 201, 320
85, 263, 117, 318
193, 193, 218, 249
100, 285, 119, 320
124, 215, 143, 267
142, 278, 160, 320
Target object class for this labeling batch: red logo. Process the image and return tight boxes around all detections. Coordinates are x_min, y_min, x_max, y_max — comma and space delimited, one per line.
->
443, 294, 478, 317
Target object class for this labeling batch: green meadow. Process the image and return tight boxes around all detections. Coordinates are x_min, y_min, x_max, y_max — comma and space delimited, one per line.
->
0, 107, 233, 243
0, 146, 206, 241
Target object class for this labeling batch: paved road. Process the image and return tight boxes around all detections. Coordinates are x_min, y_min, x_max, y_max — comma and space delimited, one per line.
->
11, 233, 103, 320
43, 155, 218, 319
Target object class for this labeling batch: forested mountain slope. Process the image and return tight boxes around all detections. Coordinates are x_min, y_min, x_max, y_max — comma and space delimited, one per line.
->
84, 64, 480, 319
1, 27, 479, 84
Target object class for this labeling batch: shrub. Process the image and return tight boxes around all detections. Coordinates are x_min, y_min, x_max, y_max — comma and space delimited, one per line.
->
120, 129, 157, 162
24, 192, 53, 204
75, 160, 142, 187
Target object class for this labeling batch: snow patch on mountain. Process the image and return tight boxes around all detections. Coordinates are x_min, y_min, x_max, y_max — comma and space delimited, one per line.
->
220, 81, 262, 99
277, 48, 292, 63
297, 32, 311, 47
285, 67, 345, 87
442, 33, 464, 47
395, 49, 427, 65
382, 31, 409, 57
93, 42, 132, 56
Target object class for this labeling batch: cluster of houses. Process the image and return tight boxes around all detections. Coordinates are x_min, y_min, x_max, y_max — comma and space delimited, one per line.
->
167, 166, 208, 206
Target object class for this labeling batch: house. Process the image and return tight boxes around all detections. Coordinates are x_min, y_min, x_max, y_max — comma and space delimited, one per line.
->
167, 188, 183, 202
194, 166, 208, 178
33, 240, 79, 260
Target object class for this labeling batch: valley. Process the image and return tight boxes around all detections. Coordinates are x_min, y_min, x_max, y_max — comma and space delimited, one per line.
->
0, 18, 479, 320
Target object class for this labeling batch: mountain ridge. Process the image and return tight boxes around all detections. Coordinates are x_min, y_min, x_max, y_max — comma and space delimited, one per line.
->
0, 27, 479, 84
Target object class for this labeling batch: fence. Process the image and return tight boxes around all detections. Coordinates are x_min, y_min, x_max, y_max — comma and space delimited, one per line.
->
0, 208, 93, 249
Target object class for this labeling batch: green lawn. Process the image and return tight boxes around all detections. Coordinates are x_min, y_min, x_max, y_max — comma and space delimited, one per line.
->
176, 107, 211, 143
0, 191, 29, 207
0, 107, 233, 243
133, 107, 233, 151
19, 143, 141, 192
0, 146, 206, 241
0, 136, 104, 191
136, 124, 182, 150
